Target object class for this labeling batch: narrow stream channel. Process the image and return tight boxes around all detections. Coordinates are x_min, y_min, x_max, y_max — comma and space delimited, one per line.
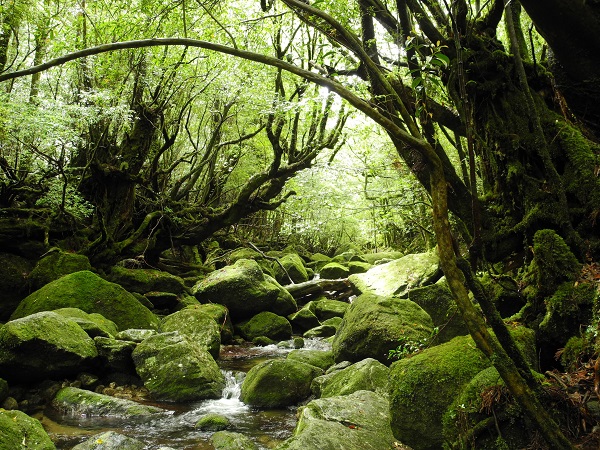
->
35, 339, 331, 449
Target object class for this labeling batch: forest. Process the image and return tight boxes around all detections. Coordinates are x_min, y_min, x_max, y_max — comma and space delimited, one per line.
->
1, 0, 600, 449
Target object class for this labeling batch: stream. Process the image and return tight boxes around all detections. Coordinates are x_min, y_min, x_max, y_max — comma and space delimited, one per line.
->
35, 339, 332, 450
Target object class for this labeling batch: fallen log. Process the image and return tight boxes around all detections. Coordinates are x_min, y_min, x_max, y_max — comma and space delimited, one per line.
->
283, 278, 353, 302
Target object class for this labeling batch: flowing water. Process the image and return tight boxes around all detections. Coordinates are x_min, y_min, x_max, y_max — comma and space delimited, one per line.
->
36, 339, 331, 449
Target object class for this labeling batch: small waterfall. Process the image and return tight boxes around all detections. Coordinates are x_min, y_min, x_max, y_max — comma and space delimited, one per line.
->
221, 370, 244, 400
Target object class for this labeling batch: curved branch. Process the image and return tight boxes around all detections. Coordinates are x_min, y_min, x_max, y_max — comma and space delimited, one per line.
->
0, 37, 429, 154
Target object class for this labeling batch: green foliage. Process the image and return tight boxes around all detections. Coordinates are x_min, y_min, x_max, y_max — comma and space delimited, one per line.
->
387, 326, 439, 361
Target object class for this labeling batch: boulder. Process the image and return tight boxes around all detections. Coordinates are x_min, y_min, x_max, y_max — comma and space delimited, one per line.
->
192, 259, 280, 320
11, 270, 159, 331
287, 349, 335, 371
132, 332, 225, 401
28, 250, 91, 290
349, 251, 440, 298
191, 303, 234, 344
332, 293, 434, 364
387, 329, 536, 450
115, 329, 157, 342
311, 358, 389, 398
303, 324, 337, 339
361, 251, 404, 264
195, 413, 231, 431
53, 307, 119, 338
273, 253, 309, 284
348, 261, 371, 274
0, 409, 55, 450
0, 252, 33, 320
71, 431, 146, 450
161, 308, 221, 359
108, 266, 187, 294
276, 390, 399, 450
94, 336, 137, 374
319, 262, 349, 280
52, 387, 163, 418
211, 431, 259, 450
442, 367, 531, 449
236, 311, 292, 342
313, 298, 348, 321
0, 311, 98, 383
287, 302, 321, 332
240, 359, 323, 408
264, 274, 297, 317
408, 278, 468, 343
538, 282, 596, 351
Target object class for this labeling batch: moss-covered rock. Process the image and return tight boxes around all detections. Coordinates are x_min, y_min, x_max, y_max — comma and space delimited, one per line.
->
132, 331, 224, 401
332, 293, 434, 365
276, 390, 398, 450
528, 229, 581, 296
108, 266, 187, 294
11, 270, 159, 331
348, 261, 371, 274
287, 349, 334, 371
240, 359, 323, 408
313, 298, 348, 321
349, 251, 440, 298
442, 366, 531, 450
93, 336, 137, 374
319, 262, 349, 280
192, 259, 281, 320
310, 358, 389, 399
0, 252, 33, 321
52, 386, 163, 418
264, 274, 297, 317
236, 311, 292, 342
303, 324, 337, 338
0, 311, 98, 383
28, 250, 91, 291
538, 282, 597, 350
161, 308, 221, 359
274, 253, 309, 284
0, 409, 55, 450
115, 329, 157, 342
195, 413, 231, 431
408, 278, 467, 343
388, 335, 492, 450
71, 431, 146, 450
211, 431, 259, 450
53, 307, 119, 338
191, 303, 234, 344
361, 251, 404, 264
287, 302, 321, 332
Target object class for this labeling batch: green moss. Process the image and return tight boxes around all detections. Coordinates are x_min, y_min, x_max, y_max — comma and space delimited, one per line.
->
161, 308, 221, 359
274, 253, 309, 284
240, 359, 323, 408
332, 293, 433, 365
28, 250, 91, 290
11, 271, 159, 331
319, 262, 350, 279
388, 334, 491, 450
211, 431, 259, 450
529, 229, 580, 296
0, 409, 55, 450
52, 387, 163, 417
195, 413, 231, 431
287, 349, 334, 371
311, 358, 389, 398
236, 311, 292, 342
560, 336, 585, 371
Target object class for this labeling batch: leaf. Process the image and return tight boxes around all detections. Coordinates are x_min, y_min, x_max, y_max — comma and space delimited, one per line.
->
411, 77, 422, 89
434, 53, 450, 68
